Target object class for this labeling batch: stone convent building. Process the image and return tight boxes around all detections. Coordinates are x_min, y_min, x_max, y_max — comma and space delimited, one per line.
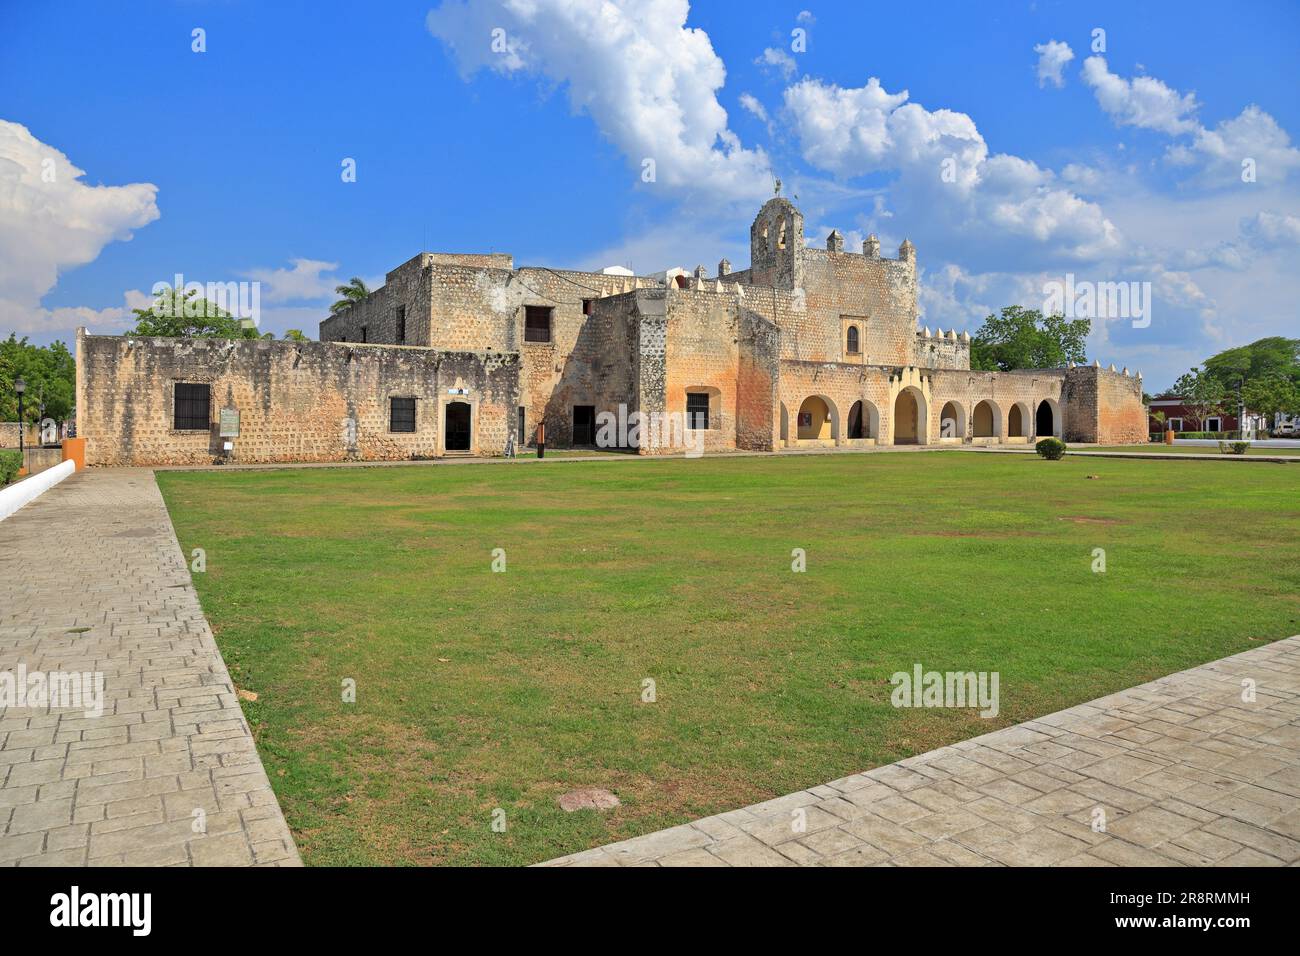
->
75, 197, 1147, 466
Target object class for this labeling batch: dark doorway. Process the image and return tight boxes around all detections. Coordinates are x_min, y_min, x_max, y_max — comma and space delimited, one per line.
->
848, 401, 864, 439
445, 402, 471, 451
1036, 401, 1055, 437
573, 405, 596, 445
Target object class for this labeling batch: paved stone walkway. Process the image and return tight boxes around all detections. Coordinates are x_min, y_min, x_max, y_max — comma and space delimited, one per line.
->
543, 637, 1300, 866
0, 469, 299, 866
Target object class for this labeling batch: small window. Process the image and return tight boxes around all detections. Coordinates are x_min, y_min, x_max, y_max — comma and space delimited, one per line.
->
524, 306, 552, 343
390, 397, 416, 433
686, 393, 710, 430
360, 325, 368, 343
1168, 418, 1183, 432
847, 326, 860, 354
173, 383, 211, 431
396, 305, 406, 344
517, 406, 526, 445
582, 298, 594, 316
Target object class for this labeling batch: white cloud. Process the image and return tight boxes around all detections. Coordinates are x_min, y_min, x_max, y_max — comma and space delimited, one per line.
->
738, 92, 768, 124
0, 119, 159, 335
1177, 106, 1300, 185
1060, 162, 1103, 190
1082, 58, 1300, 186
796, 10, 815, 25
1033, 40, 1074, 89
426, 0, 771, 203
755, 46, 796, 80
1241, 210, 1300, 247
244, 258, 342, 303
781, 76, 1120, 263
1081, 56, 1199, 135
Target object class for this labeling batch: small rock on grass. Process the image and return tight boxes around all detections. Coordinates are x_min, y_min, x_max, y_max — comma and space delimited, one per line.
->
559, 787, 620, 812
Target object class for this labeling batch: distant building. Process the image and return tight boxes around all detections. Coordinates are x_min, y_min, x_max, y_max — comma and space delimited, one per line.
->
75, 198, 1147, 466
1148, 397, 1267, 434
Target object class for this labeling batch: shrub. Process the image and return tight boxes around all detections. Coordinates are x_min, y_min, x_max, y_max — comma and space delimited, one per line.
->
0, 449, 21, 486
1035, 437, 1067, 460
1217, 441, 1250, 455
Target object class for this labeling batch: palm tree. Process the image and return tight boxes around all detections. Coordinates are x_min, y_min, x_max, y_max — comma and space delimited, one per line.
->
330, 277, 370, 314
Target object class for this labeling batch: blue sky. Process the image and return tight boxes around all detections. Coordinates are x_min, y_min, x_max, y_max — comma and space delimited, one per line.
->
2, 0, 1297, 390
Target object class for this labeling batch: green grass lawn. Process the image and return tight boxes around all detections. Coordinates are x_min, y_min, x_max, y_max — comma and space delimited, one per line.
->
1090, 444, 1300, 456
156, 452, 1300, 866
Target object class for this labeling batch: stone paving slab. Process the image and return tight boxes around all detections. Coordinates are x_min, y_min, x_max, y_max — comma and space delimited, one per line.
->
0, 469, 300, 866
542, 636, 1300, 866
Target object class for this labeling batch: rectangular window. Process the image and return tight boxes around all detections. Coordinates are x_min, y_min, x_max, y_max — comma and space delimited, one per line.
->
359, 325, 368, 343
396, 305, 406, 344
1168, 418, 1183, 431
173, 383, 211, 431
524, 306, 552, 343
686, 393, 710, 431
390, 397, 417, 433
582, 298, 594, 316
517, 406, 526, 445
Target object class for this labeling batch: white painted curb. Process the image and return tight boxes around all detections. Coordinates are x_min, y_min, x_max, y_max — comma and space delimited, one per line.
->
0, 459, 75, 522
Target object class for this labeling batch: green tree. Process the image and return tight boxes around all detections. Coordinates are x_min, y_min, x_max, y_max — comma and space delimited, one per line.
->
283, 329, 310, 341
969, 306, 1089, 371
1171, 368, 1230, 431
1243, 374, 1300, 424
1202, 337, 1300, 391
0, 335, 76, 425
329, 277, 369, 315
129, 288, 258, 339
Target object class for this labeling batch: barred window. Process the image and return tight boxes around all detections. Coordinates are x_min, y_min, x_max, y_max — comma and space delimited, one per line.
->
173, 383, 211, 431
686, 392, 710, 430
390, 397, 417, 433
524, 306, 552, 343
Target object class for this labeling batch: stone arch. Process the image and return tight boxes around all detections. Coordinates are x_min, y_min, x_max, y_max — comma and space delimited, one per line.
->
1008, 402, 1028, 438
939, 400, 966, 441
973, 400, 1002, 439
1036, 398, 1060, 438
892, 387, 928, 445
846, 399, 880, 439
797, 395, 839, 443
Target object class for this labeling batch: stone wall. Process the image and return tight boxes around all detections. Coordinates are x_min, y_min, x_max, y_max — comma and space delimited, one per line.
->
800, 246, 917, 366
1061, 364, 1148, 444
911, 330, 970, 369
736, 309, 780, 451
76, 331, 518, 466
0, 423, 41, 448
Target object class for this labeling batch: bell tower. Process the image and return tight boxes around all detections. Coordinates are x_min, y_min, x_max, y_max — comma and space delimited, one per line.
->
749, 196, 804, 290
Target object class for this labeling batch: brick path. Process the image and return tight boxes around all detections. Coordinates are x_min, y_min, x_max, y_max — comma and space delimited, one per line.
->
543, 637, 1300, 866
0, 469, 299, 866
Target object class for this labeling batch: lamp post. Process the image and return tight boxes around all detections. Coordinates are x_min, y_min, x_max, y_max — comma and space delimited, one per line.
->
14, 377, 25, 458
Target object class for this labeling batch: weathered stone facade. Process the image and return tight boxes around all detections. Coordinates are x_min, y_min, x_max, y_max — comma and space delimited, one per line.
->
316, 195, 1143, 454
77, 197, 1146, 465
76, 333, 518, 466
